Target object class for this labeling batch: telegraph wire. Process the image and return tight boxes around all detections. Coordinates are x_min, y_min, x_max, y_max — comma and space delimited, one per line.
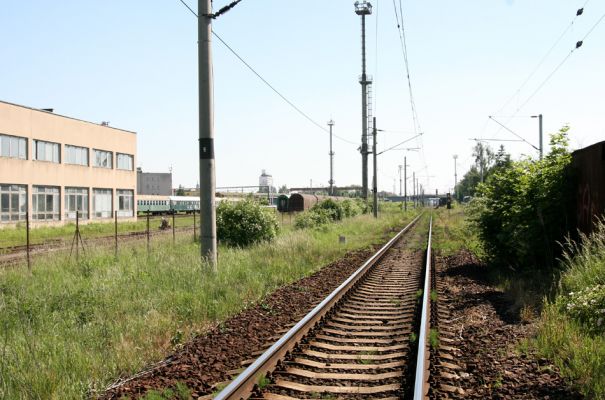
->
176, 0, 358, 146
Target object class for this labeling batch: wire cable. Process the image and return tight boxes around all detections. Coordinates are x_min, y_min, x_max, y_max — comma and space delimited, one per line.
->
176, 0, 358, 146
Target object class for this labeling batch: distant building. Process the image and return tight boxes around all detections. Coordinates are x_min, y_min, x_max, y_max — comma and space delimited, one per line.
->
136, 168, 172, 196
259, 169, 273, 189
0, 100, 136, 226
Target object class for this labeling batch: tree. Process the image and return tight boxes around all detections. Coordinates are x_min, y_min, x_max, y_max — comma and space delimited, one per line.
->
278, 185, 289, 194
175, 185, 185, 196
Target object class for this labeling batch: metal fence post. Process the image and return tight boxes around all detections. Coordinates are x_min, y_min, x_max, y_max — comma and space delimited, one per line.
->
193, 211, 197, 242
26, 211, 31, 271
76, 211, 79, 262
146, 210, 150, 255
172, 212, 176, 244
114, 210, 118, 258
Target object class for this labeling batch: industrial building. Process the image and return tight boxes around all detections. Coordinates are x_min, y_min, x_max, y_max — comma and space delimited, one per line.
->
0, 100, 137, 226
136, 168, 172, 196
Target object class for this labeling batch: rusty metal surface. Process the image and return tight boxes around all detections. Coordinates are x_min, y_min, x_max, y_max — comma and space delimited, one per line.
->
572, 141, 605, 234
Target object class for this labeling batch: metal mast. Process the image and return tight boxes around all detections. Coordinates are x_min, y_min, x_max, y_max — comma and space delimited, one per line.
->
453, 154, 458, 199
355, 1, 372, 200
372, 117, 378, 218
198, 0, 217, 269
328, 120, 335, 195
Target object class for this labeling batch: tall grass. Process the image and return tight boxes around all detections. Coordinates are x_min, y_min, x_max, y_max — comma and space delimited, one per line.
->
534, 220, 605, 398
0, 209, 415, 399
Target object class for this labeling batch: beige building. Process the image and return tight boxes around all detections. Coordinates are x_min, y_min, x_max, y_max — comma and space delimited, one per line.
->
0, 100, 137, 226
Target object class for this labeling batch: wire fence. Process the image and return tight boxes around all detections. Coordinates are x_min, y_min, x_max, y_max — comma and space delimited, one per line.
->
0, 211, 203, 269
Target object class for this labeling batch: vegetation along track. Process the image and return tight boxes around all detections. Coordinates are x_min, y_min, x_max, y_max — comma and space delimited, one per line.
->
214, 213, 435, 399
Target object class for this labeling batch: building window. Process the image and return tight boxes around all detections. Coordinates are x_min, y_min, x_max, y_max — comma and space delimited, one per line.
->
65, 145, 89, 166
32, 186, 60, 221
93, 188, 112, 218
0, 184, 27, 222
34, 140, 60, 163
93, 149, 113, 169
0, 134, 27, 160
65, 187, 89, 219
117, 153, 133, 171
117, 189, 134, 217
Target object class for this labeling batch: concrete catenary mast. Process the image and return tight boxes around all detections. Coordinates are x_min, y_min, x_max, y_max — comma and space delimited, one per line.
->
355, 1, 372, 201
328, 120, 335, 195
198, 0, 217, 269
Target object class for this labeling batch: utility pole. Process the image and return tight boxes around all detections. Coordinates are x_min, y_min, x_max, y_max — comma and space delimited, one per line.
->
198, 0, 217, 269
532, 114, 543, 160
413, 172, 416, 208
372, 117, 378, 218
398, 165, 402, 196
328, 120, 335, 195
355, 1, 372, 201
404, 157, 407, 211
453, 154, 458, 200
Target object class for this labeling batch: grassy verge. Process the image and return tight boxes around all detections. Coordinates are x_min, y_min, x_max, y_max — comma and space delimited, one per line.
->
533, 222, 605, 398
0, 207, 416, 399
430, 205, 481, 256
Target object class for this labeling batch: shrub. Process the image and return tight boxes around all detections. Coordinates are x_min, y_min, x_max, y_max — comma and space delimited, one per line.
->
293, 209, 331, 230
216, 200, 279, 247
311, 199, 344, 221
468, 126, 573, 270
560, 285, 605, 333
341, 199, 361, 218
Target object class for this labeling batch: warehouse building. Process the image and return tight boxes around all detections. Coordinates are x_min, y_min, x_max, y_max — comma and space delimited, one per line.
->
136, 168, 172, 196
0, 100, 137, 226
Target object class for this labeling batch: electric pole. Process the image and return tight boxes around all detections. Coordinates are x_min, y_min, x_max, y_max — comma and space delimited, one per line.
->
413, 172, 416, 208
453, 154, 458, 200
355, 1, 372, 201
532, 114, 543, 160
398, 165, 402, 196
404, 157, 407, 211
372, 117, 378, 218
328, 120, 335, 195
199, 0, 217, 269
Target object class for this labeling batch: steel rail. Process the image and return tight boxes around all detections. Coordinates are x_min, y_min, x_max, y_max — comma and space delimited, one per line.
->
413, 214, 433, 399
214, 213, 424, 400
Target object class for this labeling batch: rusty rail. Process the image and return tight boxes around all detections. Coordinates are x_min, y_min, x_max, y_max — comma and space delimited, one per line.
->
214, 213, 424, 400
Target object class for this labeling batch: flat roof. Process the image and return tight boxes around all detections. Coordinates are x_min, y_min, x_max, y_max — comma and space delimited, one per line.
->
0, 99, 137, 135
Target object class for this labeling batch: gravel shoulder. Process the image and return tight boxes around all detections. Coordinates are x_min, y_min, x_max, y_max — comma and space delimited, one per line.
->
430, 250, 583, 399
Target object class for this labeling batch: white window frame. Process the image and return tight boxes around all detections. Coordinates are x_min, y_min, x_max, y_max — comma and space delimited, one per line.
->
0, 134, 27, 160
0, 184, 27, 222
93, 149, 113, 169
93, 188, 113, 218
33, 140, 60, 163
32, 186, 60, 221
65, 145, 89, 166
116, 153, 133, 171
65, 187, 89, 219
117, 189, 134, 217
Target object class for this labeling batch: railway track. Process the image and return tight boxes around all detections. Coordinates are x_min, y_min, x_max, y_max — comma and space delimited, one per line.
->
214, 213, 434, 399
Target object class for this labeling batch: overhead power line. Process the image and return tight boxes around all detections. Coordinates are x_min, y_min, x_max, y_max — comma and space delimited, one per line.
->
176, 0, 358, 146
493, 2, 590, 116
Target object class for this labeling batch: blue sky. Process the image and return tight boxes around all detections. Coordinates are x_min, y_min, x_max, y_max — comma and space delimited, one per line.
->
2, 1, 604, 194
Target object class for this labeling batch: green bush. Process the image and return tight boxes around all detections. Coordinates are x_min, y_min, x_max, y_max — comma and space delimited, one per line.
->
293, 208, 332, 230
468, 126, 573, 271
311, 199, 344, 221
216, 200, 279, 247
341, 199, 361, 218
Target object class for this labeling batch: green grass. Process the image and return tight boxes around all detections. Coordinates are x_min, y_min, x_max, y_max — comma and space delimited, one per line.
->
0, 214, 197, 250
533, 220, 605, 398
0, 208, 416, 399
430, 206, 482, 257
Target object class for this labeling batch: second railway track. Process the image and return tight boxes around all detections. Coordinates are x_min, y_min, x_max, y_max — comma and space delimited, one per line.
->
215, 213, 435, 400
